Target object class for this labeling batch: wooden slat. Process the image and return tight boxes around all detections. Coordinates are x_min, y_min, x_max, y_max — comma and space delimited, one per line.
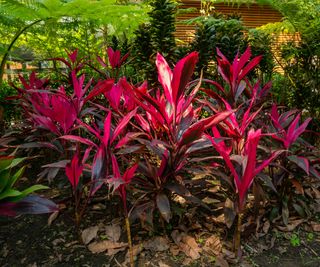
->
175, 2, 283, 43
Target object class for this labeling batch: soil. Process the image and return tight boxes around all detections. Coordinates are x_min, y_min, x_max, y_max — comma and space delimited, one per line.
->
1, 156, 320, 267
1, 203, 320, 267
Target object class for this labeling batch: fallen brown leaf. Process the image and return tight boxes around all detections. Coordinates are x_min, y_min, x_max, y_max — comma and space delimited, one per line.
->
106, 247, 126, 256
215, 255, 229, 267
171, 230, 201, 260
263, 220, 270, 234
310, 222, 320, 232
312, 188, 320, 199
47, 211, 59, 226
82, 226, 99, 245
158, 261, 170, 267
144, 236, 169, 252
203, 235, 222, 256
105, 224, 121, 242
170, 244, 180, 256
277, 219, 305, 232
182, 257, 192, 266
123, 243, 144, 264
88, 240, 127, 254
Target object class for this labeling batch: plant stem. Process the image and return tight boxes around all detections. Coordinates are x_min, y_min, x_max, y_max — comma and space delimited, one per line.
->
125, 216, 134, 267
234, 212, 243, 256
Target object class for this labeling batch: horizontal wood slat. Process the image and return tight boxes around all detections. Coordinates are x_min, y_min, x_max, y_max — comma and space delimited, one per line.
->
175, 2, 283, 43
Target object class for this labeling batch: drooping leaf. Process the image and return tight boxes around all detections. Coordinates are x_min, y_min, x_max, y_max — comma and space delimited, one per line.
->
156, 193, 171, 223
287, 155, 310, 175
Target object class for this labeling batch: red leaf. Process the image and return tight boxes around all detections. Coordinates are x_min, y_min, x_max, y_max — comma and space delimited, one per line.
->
171, 51, 198, 107
60, 135, 97, 148
287, 155, 310, 175
65, 153, 83, 190
285, 114, 311, 148
156, 53, 173, 105
239, 55, 262, 81
85, 79, 114, 102
123, 163, 139, 184
111, 107, 137, 144
103, 112, 112, 146
179, 121, 205, 147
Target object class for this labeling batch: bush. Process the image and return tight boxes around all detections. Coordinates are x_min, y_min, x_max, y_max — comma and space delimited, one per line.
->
2, 47, 319, 260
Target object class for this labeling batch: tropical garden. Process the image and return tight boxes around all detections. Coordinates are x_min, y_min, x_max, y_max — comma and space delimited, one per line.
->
0, 0, 319, 266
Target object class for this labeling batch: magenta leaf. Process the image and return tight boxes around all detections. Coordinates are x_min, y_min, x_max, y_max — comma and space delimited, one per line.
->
60, 135, 97, 148
156, 53, 173, 105
171, 52, 198, 107
287, 155, 310, 175
65, 153, 83, 190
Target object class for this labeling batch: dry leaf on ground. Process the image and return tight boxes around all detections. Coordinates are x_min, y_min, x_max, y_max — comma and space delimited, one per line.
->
47, 211, 59, 226
104, 224, 121, 242
203, 235, 222, 256
170, 244, 180, 256
144, 236, 169, 252
88, 240, 127, 253
215, 255, 229, 267
263, 220, 270, 234
277, 219, 305, 232
106, 247, 126, 256
158, 261, 170, 267
123, 243, 144, 266
171, 231, 201, 260
310, 222, 320, 232
82, 226, 99, 245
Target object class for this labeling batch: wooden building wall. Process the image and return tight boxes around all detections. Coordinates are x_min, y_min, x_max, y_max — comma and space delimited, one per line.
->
175, 1, 283, 43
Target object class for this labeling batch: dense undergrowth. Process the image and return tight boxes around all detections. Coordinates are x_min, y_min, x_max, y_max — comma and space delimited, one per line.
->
0, 1, 319, 266
0, 45, 319, 266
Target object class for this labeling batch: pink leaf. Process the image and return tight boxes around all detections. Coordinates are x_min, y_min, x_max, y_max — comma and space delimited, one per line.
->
156, 53, 173, 105
103, 112, 112, 146
111, 107, 137, 144
85, 79, 114, 102
65, 153, 83, 190
60, 135, 97, 148
123, 163, 139, 184
239, 55, 262, 81
171, 51, 198, 106
287, 155, 310, 175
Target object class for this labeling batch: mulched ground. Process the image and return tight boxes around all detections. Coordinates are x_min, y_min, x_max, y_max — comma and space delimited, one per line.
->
1, 202, 320, 267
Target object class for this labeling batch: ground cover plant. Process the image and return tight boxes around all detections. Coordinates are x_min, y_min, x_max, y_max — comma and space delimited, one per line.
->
0, 42, 319, 267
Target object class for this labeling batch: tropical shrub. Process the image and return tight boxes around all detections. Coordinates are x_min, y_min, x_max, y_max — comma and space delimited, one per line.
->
189, 14, 247, 78
2, 45, 319, 263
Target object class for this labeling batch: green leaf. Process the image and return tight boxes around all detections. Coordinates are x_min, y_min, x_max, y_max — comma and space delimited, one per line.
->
6, 166, 26, 190
9, 184, 49, 202
5, 157, 27, 169
0, 156, 13, 170
0, 188, 22, 201
0, 170, 10, 193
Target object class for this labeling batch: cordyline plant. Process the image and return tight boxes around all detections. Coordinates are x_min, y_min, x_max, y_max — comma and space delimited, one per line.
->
202, 47, 271, 107
208, 128, 282, 253
7, 45, 320, 266
121, 51, 233, 227
265, 104, 320, 224
97, 47, 129, 80
201, 47, 318, 255
61, 109, 138, 267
